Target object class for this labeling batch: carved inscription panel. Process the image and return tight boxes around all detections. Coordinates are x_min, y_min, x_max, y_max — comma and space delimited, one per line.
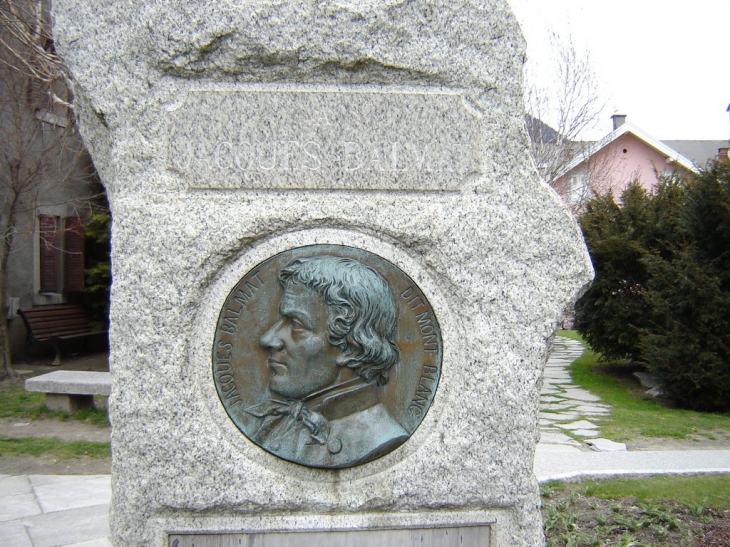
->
170, 526, 490, 547
212, 245, 442, 468
167, 89, 482, 190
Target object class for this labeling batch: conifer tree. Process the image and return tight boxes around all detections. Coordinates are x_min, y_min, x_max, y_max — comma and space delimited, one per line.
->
640, 164, 730, 411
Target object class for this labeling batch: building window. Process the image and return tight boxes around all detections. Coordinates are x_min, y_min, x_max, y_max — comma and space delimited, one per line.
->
38, 215, 85, 294
568, 172, 591, 206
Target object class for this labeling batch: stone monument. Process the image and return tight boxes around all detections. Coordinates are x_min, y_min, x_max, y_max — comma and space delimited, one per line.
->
53, 1, 592, 545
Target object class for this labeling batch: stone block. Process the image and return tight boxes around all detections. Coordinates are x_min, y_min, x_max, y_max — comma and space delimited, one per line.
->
24, 371, 112, 396
45, 393, 94, 413
52, 0, 592, 545
585, 439, 627, 452
25, 371, 111, 413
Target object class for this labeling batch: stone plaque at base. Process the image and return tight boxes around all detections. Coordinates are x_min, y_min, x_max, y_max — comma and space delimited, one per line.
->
170, 525, 490, 547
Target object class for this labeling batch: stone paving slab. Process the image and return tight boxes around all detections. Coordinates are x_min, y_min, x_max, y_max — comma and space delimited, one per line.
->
540, 394, 565, 402
0, 475, 32, 497
23, 503, 110, 547
0, 492, 41, 523
544, 403, 579, 410
539, 412, 581, 423
572, 429, 600, 438
540, 432, 582, 446
30, 475, 111, 514
561, 420, 599, 431
586, 439, 627, 452
544, 371, 572, 378
65, 539, 113, 547
0, 520, 33, 547
0, 475, 111, 547
559, 389, 601, 403
572, 410, 610, 417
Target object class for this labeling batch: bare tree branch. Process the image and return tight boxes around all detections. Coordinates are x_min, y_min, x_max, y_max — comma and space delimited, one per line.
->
525, 32, 606, 197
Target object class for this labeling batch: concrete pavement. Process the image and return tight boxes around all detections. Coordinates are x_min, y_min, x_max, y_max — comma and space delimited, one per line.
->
0, 475, 111, 547
2, 337, 728, 546
535, 448, 730, 483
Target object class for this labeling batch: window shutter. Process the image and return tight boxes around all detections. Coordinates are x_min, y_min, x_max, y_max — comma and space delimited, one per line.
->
39, 215, 59, 292
28, 76, 46, 110
27, 30, 55, 112
64, 217, 85, 293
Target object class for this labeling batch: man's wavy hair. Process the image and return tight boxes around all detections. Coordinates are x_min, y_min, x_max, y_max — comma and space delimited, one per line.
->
279, 256, 400, 386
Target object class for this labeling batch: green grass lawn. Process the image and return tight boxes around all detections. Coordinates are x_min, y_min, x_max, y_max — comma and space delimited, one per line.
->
0, 384, 109, 427
579, 476, 730, 510
556, 331, 730, 442
0, 383, 110, 460
0, 436, 110, 459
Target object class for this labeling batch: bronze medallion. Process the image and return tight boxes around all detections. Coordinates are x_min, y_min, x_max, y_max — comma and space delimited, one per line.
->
212, 245, 441, 469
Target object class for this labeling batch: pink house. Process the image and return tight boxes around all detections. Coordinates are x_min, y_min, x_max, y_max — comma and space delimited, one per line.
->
552, 115, 707, 208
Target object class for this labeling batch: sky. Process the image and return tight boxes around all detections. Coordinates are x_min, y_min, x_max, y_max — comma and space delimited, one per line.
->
507, 0, 730, 141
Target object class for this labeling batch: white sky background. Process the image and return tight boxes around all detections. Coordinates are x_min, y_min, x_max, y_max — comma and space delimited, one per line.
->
507, 0, 730, 141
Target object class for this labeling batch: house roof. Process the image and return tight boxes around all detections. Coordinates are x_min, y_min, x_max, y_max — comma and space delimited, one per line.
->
525, 115, 563, 144
553, 121, 700, 181
661, 140, 728, 169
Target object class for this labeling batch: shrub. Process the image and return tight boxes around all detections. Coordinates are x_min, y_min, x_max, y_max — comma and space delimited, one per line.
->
575, 181, 684, 361
640, 164, 730, 411
83, 210, 111, 329
575, 165, 730, 411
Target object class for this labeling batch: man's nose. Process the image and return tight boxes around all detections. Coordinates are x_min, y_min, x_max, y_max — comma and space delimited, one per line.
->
260, 319, 284, 350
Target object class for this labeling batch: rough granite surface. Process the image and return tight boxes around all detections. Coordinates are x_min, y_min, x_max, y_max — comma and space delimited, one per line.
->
51, 1, 593, 546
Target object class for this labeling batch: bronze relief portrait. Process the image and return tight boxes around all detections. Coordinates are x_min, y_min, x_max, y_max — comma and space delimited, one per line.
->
213, 245, 441, 469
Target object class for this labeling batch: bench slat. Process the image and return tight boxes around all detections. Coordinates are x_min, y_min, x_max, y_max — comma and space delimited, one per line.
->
24, 314, 88, 324
19, 305, 105, 344
58, 332, 102, 340
22, 307, 87, 317
35, 330, 95, 341
30, 317, 90, 327
31, 321, 92, 333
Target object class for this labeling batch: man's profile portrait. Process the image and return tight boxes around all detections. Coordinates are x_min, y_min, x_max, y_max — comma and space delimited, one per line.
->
244, 255, 409, 468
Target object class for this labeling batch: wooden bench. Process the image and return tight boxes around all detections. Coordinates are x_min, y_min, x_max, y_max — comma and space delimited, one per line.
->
18, 304, 107, 366
25, 371, 112, 413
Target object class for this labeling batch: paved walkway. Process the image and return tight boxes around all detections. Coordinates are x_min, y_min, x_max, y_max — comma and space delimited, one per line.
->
539, 336, 611, 450
1, 337, 728, 546
536, 336, 730, 480
0, 475, 111, 547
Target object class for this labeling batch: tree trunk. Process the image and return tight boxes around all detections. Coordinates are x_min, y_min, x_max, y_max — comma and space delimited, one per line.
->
0, 195, 19, 380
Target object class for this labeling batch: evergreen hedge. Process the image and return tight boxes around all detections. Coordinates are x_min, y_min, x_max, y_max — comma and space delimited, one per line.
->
575, 163, 730, 411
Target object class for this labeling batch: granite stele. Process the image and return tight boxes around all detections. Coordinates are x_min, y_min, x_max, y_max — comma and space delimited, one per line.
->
53, 1, 592, 545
